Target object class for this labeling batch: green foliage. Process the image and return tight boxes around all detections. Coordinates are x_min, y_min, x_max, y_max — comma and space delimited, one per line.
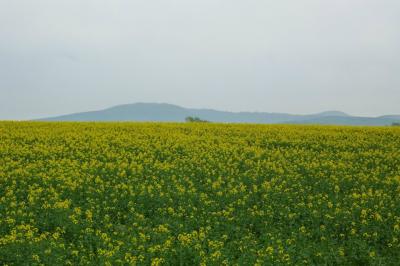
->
185, 116, 209, 123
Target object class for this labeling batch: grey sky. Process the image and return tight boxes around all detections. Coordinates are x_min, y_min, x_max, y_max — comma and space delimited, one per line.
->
1, 0, 399, 120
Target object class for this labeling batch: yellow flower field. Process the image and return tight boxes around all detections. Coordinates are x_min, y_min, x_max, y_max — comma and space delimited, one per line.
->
0, 122, 399, 265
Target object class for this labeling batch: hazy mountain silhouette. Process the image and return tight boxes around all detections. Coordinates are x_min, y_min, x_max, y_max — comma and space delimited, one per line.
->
39, 103, 400, 126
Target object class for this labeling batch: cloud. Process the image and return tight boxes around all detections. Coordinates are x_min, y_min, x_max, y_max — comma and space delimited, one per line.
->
0, 0, 399, 119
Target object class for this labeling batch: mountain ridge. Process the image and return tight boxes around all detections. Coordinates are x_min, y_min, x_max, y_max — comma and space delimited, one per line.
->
38, 103, 400, 126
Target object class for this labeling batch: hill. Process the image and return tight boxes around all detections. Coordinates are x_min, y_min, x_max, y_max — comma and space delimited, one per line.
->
39, 103, 400, 126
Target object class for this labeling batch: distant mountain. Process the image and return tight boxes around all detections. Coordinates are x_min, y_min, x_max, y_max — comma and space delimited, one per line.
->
39, 103, 400, 126
310, 111, 349, 117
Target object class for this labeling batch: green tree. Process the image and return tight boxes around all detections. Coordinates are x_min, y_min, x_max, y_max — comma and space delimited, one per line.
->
185, 116, 209, 123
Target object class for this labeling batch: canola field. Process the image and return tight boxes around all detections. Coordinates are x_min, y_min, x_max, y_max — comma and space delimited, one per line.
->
1, 122, 400, 265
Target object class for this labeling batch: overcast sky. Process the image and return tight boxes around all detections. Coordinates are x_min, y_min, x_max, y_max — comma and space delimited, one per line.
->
1, 0, 399, 119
